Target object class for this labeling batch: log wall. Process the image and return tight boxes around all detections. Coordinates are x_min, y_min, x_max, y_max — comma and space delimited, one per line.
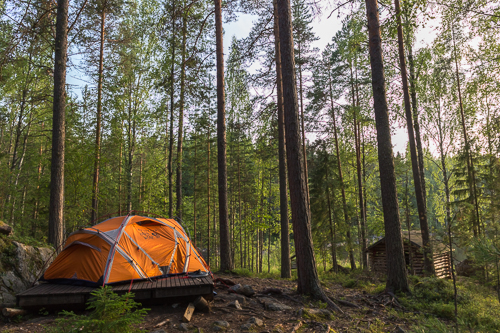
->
368, 240, 451, 278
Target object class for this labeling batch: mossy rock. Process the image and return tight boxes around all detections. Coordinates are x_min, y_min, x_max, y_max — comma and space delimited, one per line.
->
299, 307, 334, 321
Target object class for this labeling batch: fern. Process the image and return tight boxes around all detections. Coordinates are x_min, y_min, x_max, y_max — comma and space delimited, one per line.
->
48, 286, 148, 333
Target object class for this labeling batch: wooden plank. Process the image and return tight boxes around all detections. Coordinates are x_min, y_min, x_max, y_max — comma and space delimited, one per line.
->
182, 303, 195, 322
18, 274, 214, 308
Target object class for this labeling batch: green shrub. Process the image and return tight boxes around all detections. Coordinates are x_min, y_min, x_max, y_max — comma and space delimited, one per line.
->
412, 276, 455, 303
342, 278, 358, 288
48, 286, 148, 333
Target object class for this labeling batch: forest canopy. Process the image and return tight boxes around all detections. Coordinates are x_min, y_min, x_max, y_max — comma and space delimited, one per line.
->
1, 0, 500, 293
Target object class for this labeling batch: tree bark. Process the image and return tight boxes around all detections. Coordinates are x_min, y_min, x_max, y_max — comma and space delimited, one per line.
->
326, 167, 338, 271
48, 0, 69, 250
328, 66, 355, 270
207, 126, 211, 266
126, 87, 136, 212
193, 131, 197, 246
297, 43, 310, 208
90, 8, 106, 222
364, 0, 409, 293
394, 0, 434, 275
118, 121, 123, 215
238, 127, 242, 267
176, 7, 187, 219
168, 3, 176, 218
352, 63, 367, 269
277, 0, 341, 313
214, 0, 233, 271
273, 0, 291, 279
407, 43, 426, 207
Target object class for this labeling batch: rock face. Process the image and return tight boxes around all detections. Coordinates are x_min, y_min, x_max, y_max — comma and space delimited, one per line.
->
0, 240, 54, 304
0, 221, 12, 236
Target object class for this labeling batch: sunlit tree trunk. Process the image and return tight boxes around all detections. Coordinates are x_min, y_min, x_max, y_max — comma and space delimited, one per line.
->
214, 0, 233, 271
48, 0, 69, 250
91, 8, 106, 222
168, 2, 176, 218
328, 66, 355, 270
273, 0, 291, 279
176, 6, 187, 219
394, 0, 434, 275
207, 126, 211, 266
365, 0, 409, 293
277, 0, 342, 312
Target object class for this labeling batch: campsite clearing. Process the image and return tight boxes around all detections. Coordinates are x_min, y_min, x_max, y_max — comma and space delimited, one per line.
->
2, 273, 416, 332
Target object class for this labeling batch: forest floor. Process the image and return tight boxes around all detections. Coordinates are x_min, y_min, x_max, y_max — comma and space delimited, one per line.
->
1, 269, 499, 332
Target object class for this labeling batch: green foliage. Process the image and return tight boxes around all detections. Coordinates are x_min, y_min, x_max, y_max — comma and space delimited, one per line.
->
48, 286, 148, 333
411, 276, 456, 303
401, 276, 500, 332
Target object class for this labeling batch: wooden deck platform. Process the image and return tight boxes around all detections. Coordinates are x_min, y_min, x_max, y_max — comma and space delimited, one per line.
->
17, 275, 213, 308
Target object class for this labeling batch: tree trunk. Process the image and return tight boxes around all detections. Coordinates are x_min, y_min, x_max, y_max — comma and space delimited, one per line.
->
168, 4, 176, 218
352, 63, 367, 269
326, 167, 338, 271
259, 169, 265, 273
297, 43, 310, 207
328, 67, 355, 270
193, 131, 197, 246
90, 8, 106, 222
48, 0, 69, 250
405, 165, 413, 274
238, 129, 242, 267
127, 89, 136, 212
214, 0, 233, 271
364, 0, 409, 293
273, 0, 291, 279
394, 0, 434, 275
407, 43, 426, 207
176, 7, 187, 219
207, 126, 211, 266
118, 121, 123, 215
277, 0, 340, 312
451, 28, 480, 237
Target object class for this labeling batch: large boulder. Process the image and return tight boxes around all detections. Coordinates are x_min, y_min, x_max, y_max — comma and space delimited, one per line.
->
0, 221, 12, 236
0, 239, 54, 304
456, 259, 480, 277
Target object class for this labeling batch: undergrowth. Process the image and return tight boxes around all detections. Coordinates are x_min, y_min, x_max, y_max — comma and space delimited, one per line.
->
46, 286, 148, 333
316, 268, 500, 332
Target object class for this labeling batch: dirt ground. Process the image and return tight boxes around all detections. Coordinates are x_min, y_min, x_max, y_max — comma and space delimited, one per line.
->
0, 273, 413, 332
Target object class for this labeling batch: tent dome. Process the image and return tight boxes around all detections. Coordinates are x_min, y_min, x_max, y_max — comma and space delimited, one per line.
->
42, 215, 209, 286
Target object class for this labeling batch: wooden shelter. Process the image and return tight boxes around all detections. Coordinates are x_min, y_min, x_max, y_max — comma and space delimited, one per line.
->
366, 231, 452, 278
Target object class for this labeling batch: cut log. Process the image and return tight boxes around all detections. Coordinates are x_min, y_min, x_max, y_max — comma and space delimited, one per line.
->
291, 321, 303, 333
182, 302, 195, 323
193, 296, 211, 313
2, 308, 27, 318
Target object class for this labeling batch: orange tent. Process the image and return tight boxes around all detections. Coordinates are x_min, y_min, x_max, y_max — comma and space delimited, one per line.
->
42, 215, 209, 286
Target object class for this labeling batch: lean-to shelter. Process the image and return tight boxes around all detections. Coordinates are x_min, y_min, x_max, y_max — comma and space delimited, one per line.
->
42, 215, 209, 286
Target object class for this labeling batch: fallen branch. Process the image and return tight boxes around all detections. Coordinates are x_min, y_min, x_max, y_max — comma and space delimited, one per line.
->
282, 294, 304, 305
335, 299, 360, 308
154, 319, 170, 328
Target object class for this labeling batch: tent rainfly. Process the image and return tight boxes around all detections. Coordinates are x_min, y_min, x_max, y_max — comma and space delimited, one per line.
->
42, 215, 209, 286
